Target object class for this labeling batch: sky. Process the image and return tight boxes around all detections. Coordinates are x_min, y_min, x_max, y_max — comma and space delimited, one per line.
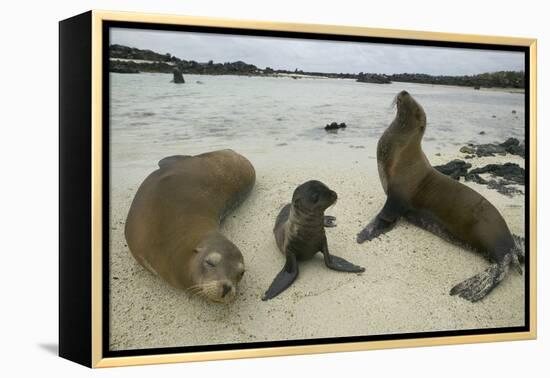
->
111, 28, 524, 76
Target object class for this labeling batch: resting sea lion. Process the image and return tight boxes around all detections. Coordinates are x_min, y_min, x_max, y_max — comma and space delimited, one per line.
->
357, 90, 523, 302
125, 149, 255, 303
263, 180, 365, 300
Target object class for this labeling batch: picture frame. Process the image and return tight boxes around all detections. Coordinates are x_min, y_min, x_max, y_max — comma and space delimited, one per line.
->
59, 10, 537, 368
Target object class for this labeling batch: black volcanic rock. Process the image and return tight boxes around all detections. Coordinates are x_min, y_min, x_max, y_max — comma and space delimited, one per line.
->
173, 69, 185, 84
468, 163, 524, 185
463, 163, 524, 197
110, 60, 140, 74
435, 157, 524, 197
459, 138, 525, 158
356, 72, 391, 84
325, 122, 347, 131
500, 138, 525, 158
110, 44, 178, 63
388, 71, 524, 89
433, 159, 471, 180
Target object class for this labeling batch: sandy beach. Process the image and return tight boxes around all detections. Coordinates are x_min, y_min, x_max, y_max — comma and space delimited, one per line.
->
108, 137, 525, 351
106, 71, 527, 351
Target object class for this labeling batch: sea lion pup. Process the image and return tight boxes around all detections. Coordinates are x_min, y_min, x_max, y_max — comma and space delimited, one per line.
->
262, 180, 365, 301
125, 149, 255, 304
356, 90, 523, 302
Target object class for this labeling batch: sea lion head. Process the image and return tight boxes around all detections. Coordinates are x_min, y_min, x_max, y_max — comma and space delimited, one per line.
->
292, 180, 337, 214
188, 233, 245, 304
393, 90, 427, 137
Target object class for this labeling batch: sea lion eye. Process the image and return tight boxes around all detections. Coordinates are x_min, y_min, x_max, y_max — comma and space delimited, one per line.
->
205, 260, 215, 267
311, 193, 319, 202
204, 252, 222, 267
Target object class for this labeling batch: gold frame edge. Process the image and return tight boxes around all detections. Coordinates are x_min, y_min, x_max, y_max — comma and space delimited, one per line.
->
89, 9, 537, 368
91, 10, 104, 368
528, 40, 537, 338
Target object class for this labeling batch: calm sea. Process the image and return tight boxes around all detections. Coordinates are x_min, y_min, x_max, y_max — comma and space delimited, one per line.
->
110, 73, 525, 165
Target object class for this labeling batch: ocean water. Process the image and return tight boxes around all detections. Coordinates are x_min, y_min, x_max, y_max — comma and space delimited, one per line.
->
110, 73, 525, 166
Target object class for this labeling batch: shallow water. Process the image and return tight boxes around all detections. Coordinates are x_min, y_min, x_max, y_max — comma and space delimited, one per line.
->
110, 73, 525, 165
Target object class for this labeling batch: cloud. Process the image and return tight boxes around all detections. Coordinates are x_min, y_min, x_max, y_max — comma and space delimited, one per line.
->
111, 28, 524, 75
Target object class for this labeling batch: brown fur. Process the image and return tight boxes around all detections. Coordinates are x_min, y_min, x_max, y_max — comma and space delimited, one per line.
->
125, 149, 255, 303
365, 90, 521, 301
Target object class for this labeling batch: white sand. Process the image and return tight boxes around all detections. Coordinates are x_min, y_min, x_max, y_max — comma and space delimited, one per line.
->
109, 143, 525, 351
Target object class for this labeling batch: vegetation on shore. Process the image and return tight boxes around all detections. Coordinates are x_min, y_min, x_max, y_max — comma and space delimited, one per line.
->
109, 44, 524, 89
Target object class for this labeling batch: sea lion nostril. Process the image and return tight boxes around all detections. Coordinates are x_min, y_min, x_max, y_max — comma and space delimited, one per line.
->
222, 283, 231, 297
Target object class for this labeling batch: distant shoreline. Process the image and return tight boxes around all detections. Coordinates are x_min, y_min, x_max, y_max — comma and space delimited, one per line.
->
110, 67, 525, 93
109, 44, 525, 90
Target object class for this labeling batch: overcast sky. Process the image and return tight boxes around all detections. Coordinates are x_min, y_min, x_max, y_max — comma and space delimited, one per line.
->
111, 28, 524, 76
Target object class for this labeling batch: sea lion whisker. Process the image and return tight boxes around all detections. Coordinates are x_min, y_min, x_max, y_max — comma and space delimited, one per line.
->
390, 93, 399, 109
186, 287, 203, 297
185, 284, 205, 295
188, 285, 203, 293
185, 283, 201, 292
188, 290, 202, 298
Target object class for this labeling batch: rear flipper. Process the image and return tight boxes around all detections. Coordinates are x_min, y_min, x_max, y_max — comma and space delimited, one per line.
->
450, 253, 516, 302
262, 253, 298, 301
512, 234, 525, 264
324, 215, 337, 228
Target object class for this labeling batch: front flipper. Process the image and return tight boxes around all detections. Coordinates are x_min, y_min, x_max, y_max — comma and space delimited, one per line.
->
324, 215, 337, 228
356, 216, 397, 244
450, 260, 509, 302
322, 238, 365, 273
357, 194, 404, 244
325, 255, 365, 272
262, 252, 299, 301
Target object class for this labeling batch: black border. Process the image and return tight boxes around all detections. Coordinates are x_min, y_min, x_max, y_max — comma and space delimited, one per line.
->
59, 11, 93, 367
101, 20, 531, 359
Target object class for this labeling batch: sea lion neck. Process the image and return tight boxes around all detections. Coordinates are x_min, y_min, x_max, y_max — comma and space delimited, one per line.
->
386, 110, 425, 153
289, 203, 325, 229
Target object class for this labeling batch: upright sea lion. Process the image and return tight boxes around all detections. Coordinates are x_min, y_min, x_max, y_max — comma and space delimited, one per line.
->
263, 180, 365, 300
357, 90, 523, 302
125, 149, 255, 303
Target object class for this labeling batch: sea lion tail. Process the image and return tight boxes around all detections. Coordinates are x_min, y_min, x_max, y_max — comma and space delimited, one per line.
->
512, 234, 526, 264
511, 253, 523, 275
